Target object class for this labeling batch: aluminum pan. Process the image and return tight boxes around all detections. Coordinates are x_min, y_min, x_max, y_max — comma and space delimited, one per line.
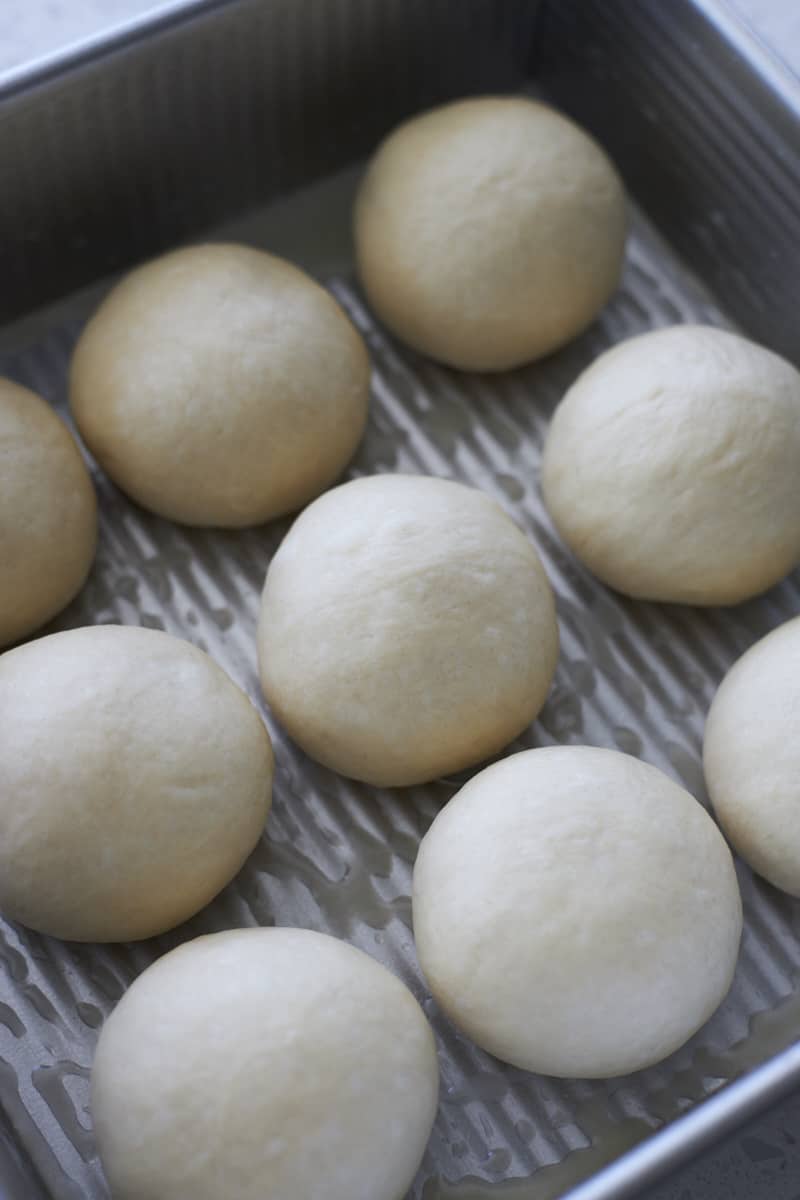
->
1, 0, 800, 1195
1, 164, 800, 1198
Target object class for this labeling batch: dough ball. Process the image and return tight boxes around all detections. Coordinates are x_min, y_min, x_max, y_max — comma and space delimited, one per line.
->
0, 377, 96, 648
258, 474, 558, 787
70, 244, 370, 527
541, 325, 800, 605
704, 616, 800, 896
92, 927, 438, 1200
354, 96, 626, 371
0, 625, 272, 941
413, 746, 742, 1077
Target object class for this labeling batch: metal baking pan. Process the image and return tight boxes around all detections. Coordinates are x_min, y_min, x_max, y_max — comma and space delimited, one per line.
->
1, 1, 799, 1197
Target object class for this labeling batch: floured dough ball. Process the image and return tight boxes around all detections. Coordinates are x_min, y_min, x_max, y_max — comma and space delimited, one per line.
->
541, 325, 800, 605
704, 616, 800, 896
258, 474, 558, 786
92, 927, 439, 1200
413, 746, 742, 1077
70, 244, 370, 527
0, 625, 272, 941
354, 96, 626, 370
0, 377, 96, 648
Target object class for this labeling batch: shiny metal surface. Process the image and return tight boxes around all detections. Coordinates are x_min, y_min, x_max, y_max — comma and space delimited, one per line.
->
536, 0, 800, 369
0, 2, 799, 1198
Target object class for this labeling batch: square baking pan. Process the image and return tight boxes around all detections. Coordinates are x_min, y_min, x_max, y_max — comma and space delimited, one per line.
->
1, 1, 800, 1197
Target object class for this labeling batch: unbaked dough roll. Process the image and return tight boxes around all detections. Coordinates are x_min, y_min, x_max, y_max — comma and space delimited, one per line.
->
413, 746, 742, 1078
70, 244, 370, 527
704, 616, 800, 896
541, 325, 800, 605
0, 377, 96, 648
92, 927, 439, 1200
0, 625, 273, 941
258, 474, 559, 787
355, 96, 626, 370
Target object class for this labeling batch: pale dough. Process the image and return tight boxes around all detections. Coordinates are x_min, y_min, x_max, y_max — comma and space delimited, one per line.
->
258, 474, 559, 786
0, 377, 96, 647
91, 927, 439, 1200
354, 96, 626, 370
704, 616, 800, 896
70, 244, 370, 527
413, 746, 742, 1078
541, 325, 800, 605
0, 625, 272, 941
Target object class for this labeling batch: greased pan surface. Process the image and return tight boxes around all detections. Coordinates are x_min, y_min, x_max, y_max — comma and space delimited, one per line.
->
0, 167, 799, 1198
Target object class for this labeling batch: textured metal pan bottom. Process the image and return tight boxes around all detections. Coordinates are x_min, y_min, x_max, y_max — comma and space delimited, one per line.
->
1, 166, 799, 1200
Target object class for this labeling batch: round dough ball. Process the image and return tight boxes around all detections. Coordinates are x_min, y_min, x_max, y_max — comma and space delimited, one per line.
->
354, 96, 626, 371
541, 325, 800, 605
0, 377, 96, 648
258, 474, 558, 787
704, 616, 800, 896
413, 746, 742, 1077
92, 927, 438, 1200
70, 244, 370, 527
0, 625, 272, 941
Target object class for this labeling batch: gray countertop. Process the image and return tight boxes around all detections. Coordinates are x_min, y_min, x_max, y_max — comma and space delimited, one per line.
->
0, 2, 798, 1199
728, 0, 800, 70
0, 0, 159, 73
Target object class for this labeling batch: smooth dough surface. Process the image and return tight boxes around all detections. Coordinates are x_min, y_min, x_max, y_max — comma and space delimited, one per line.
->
541, 325, 800, 605
70, 244, 370, 527
704, 616, 800, 896
0, 625, 272, 941
0, 377, 96, 647
258, 474, 559, 786
92, 927, 439, 1200
354, 96, 626, 371
413, 746, 742, 1078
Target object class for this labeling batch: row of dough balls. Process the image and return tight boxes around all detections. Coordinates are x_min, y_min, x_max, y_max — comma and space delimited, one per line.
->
6, 312, 800, 655
0, 609, 797, 1197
